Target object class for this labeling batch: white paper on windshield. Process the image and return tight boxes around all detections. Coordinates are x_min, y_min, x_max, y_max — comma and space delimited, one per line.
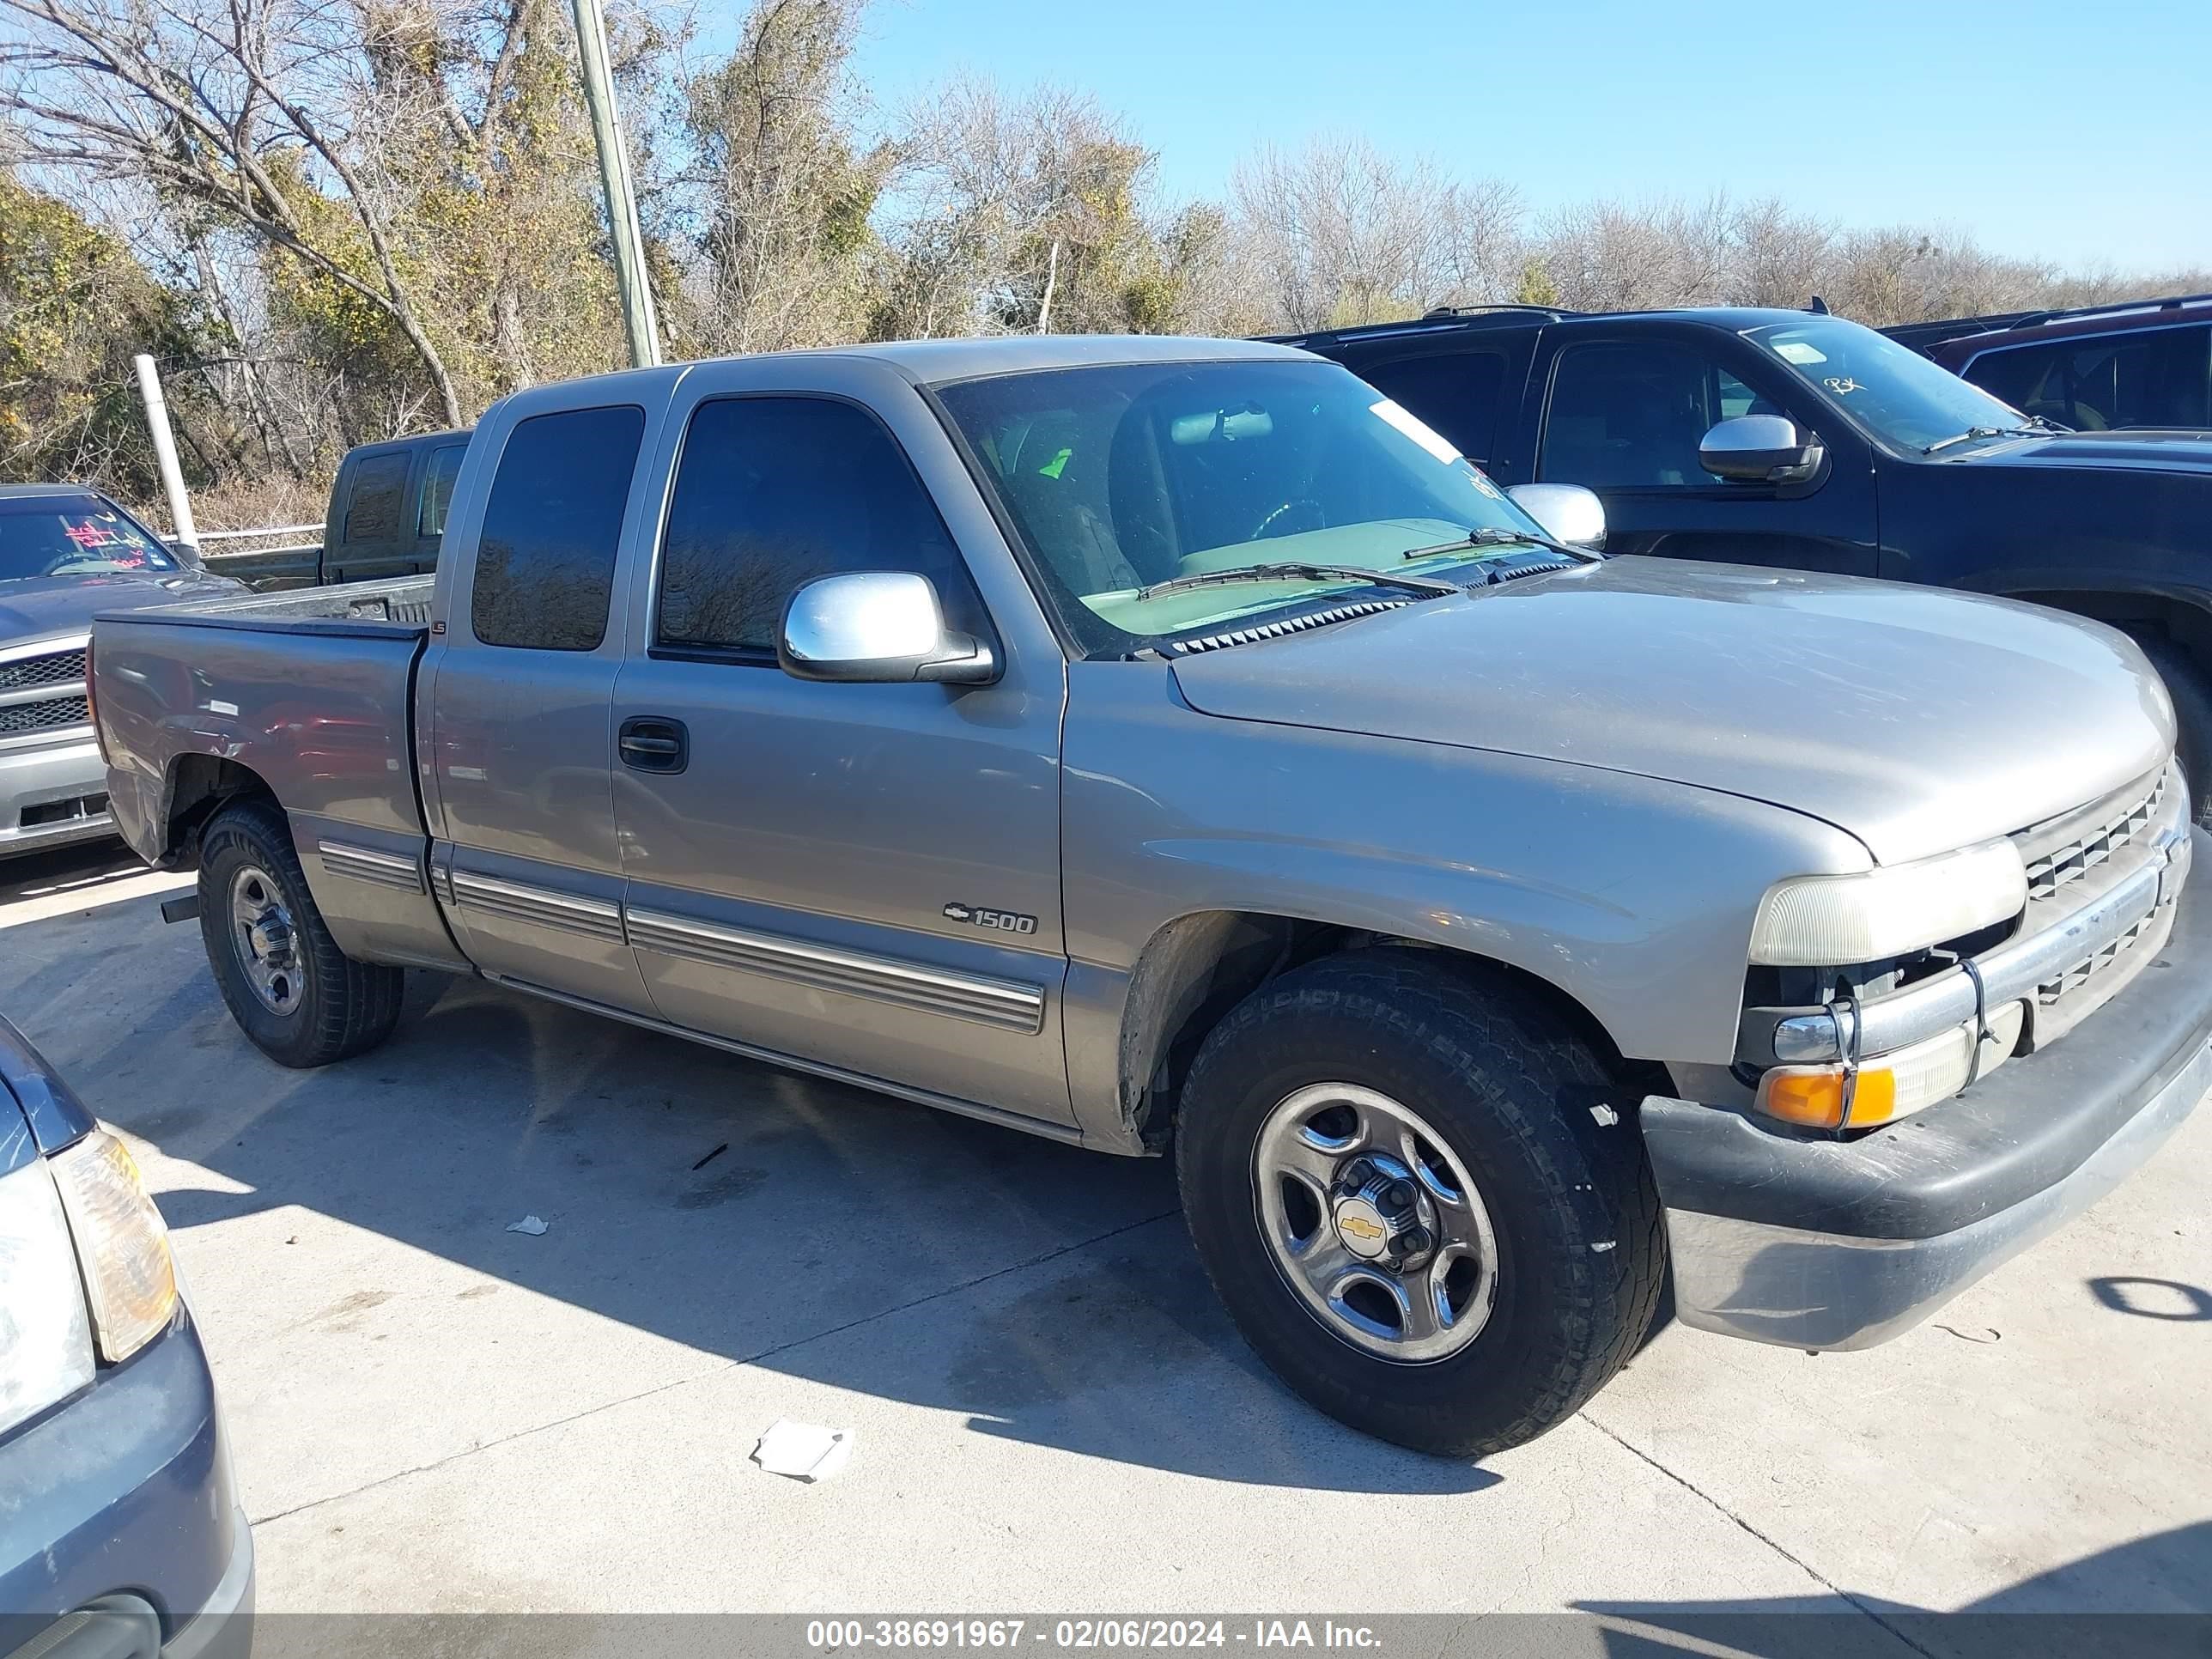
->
1771, 341, 1828, 366
1370, 398, 1461, 464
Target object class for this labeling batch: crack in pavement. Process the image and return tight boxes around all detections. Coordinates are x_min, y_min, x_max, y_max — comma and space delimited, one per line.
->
1579, 1413, 1941, 1659
248, 1206, 1183, 1529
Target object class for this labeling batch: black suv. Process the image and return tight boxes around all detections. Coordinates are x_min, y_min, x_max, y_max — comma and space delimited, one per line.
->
1283, 305, 2212, 823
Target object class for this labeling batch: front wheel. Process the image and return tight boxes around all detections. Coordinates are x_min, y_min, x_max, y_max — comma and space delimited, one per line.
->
198, 799, 405, 1067
1176, 951, 1663, 1457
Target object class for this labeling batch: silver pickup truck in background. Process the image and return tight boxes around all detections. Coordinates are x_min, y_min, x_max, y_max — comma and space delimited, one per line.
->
89, 337, 2212, 1456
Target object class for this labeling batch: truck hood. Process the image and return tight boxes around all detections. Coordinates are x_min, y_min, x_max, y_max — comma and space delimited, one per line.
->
0, 570, 246, 648
1168, 556, 2172, 866
1950, 428, 2212, 477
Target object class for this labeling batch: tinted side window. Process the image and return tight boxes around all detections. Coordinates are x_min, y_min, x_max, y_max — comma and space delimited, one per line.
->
656, 397, 981, 654
1968, 325, 2211, 431
471, 406, 644, 652
1357, 351, 1508, 461
418, 445, 465, 538
1540, 342, 1759, 487
342, 453, 410, 543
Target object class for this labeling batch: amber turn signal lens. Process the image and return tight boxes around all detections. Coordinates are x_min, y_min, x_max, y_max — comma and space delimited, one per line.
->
1756, 1065, 1897, 1130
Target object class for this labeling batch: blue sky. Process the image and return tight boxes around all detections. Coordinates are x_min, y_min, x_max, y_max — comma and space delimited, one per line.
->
821, 0, 2212, 273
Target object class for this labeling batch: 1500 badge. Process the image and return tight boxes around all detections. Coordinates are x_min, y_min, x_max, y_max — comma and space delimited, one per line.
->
943, 902, 1038, 936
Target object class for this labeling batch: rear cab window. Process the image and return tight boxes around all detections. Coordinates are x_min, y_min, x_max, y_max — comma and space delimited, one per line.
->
341, 453, 410, 544
471, 406, 646, 651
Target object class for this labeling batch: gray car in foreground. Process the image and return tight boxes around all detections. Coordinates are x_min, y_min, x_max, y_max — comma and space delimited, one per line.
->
1, 1015, 252, 1658
87, 337, 2212, 1455
1, 486, 246, 859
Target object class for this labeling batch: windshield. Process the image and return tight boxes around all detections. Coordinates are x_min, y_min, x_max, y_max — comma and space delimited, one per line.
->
1746, 316, 2035, 453
936, 359, 1553, 654
0, 494, 179, 582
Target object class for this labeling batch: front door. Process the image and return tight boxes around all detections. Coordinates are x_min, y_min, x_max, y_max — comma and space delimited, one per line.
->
610, 390, 1073, 1127
1531, 329, 1879, 576
423, 399, 657, 1015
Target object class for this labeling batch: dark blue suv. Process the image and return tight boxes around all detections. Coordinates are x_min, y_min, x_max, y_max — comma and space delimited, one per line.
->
1, 1015, 252, 1659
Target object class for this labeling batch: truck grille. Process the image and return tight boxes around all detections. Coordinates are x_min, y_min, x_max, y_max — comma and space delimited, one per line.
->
0, 695, 91, 736
2039, 911, 2158, 1005
2018, 769, 2166, 905
0, 647, 86, 692
2011, 759, 2185, 1036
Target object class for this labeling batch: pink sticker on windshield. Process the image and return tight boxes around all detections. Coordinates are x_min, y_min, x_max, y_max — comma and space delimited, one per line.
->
64, 520, 118, 549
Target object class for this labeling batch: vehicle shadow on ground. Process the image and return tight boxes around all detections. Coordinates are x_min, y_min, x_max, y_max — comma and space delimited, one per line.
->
114, 968, 1499, 1496
1574, 1519, 2212, 1656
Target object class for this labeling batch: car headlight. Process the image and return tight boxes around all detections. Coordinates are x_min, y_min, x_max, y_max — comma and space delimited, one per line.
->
1748, 839, 2027, 967
51, 1129, 177, 1364
0, 1158, 99, 1437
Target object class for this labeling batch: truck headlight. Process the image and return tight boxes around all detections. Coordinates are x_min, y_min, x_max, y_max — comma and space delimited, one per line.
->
1748, 839, 2027, 967
51, 1129, 177, 1363
0, 1158, 99, 1437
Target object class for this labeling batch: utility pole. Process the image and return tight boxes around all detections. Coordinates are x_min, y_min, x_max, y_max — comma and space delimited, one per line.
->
132, 354, 198, 556
570, 0, 660, 368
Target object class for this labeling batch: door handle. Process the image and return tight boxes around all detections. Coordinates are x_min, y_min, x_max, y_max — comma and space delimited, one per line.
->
618, 717, 689, 775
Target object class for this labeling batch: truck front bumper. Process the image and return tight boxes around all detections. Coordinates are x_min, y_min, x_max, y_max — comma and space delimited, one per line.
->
0, 732, 114, 858
1642, 827, 2212, 1352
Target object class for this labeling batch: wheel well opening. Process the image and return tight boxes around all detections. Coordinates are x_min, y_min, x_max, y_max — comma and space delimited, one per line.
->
163, 755, 276, 868
1120, 912, 1640, 1149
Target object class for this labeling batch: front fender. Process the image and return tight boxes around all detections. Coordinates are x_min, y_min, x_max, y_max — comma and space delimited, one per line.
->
1060, 661, 1870, 1128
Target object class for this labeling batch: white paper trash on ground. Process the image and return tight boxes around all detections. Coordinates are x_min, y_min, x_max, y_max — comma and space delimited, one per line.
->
752, 1419, 854, 1482
506, 1214, 549, 1236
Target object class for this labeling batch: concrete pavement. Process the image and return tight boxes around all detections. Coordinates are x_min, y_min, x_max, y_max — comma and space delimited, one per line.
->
3, 842, 2206, 1640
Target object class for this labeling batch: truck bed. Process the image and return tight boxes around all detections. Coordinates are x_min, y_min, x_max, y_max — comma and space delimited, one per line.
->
91, 575, 435, 875
112, 574, 435, 631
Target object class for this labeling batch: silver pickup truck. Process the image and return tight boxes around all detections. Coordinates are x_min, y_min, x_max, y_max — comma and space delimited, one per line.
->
90, 337, 2212, 1456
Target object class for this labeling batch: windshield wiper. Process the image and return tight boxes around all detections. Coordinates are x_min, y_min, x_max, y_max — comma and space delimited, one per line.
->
1401, 526, 1596, 563
1133, 562, 1460, 604
1923, 424, 2049, 455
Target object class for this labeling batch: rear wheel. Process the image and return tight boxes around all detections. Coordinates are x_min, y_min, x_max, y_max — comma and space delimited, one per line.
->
198, 799, 404, 1067
1176, 950, 1663, 1457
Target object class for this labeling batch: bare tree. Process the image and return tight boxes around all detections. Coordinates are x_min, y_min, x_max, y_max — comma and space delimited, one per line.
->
673, 0, 890, 356
1, 0, 466, 423
1230, 135, 1522, 329
878, 76, 1158, 337
1535, 195, 1731, 312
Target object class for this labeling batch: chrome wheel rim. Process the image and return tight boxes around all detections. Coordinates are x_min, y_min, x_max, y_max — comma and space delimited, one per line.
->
1252, 1082, 1499, 1364
228, 864, 301, 1017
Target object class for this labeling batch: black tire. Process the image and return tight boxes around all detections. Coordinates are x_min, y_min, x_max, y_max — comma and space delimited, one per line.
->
198, 798, 404, 1067
1176, 950, 1663, 1458
2130, 633, 2212, 829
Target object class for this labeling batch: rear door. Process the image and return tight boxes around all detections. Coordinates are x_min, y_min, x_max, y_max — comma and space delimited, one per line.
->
1524, 321, 1880, 575
608, 359, 1073, 1127
419, 396, 659, 1015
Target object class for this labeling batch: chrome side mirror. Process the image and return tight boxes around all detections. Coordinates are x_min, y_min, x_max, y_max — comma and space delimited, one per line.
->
1699, 415, 1825, 483
778, 571, 997, 685
1504, 483, 1606, 550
